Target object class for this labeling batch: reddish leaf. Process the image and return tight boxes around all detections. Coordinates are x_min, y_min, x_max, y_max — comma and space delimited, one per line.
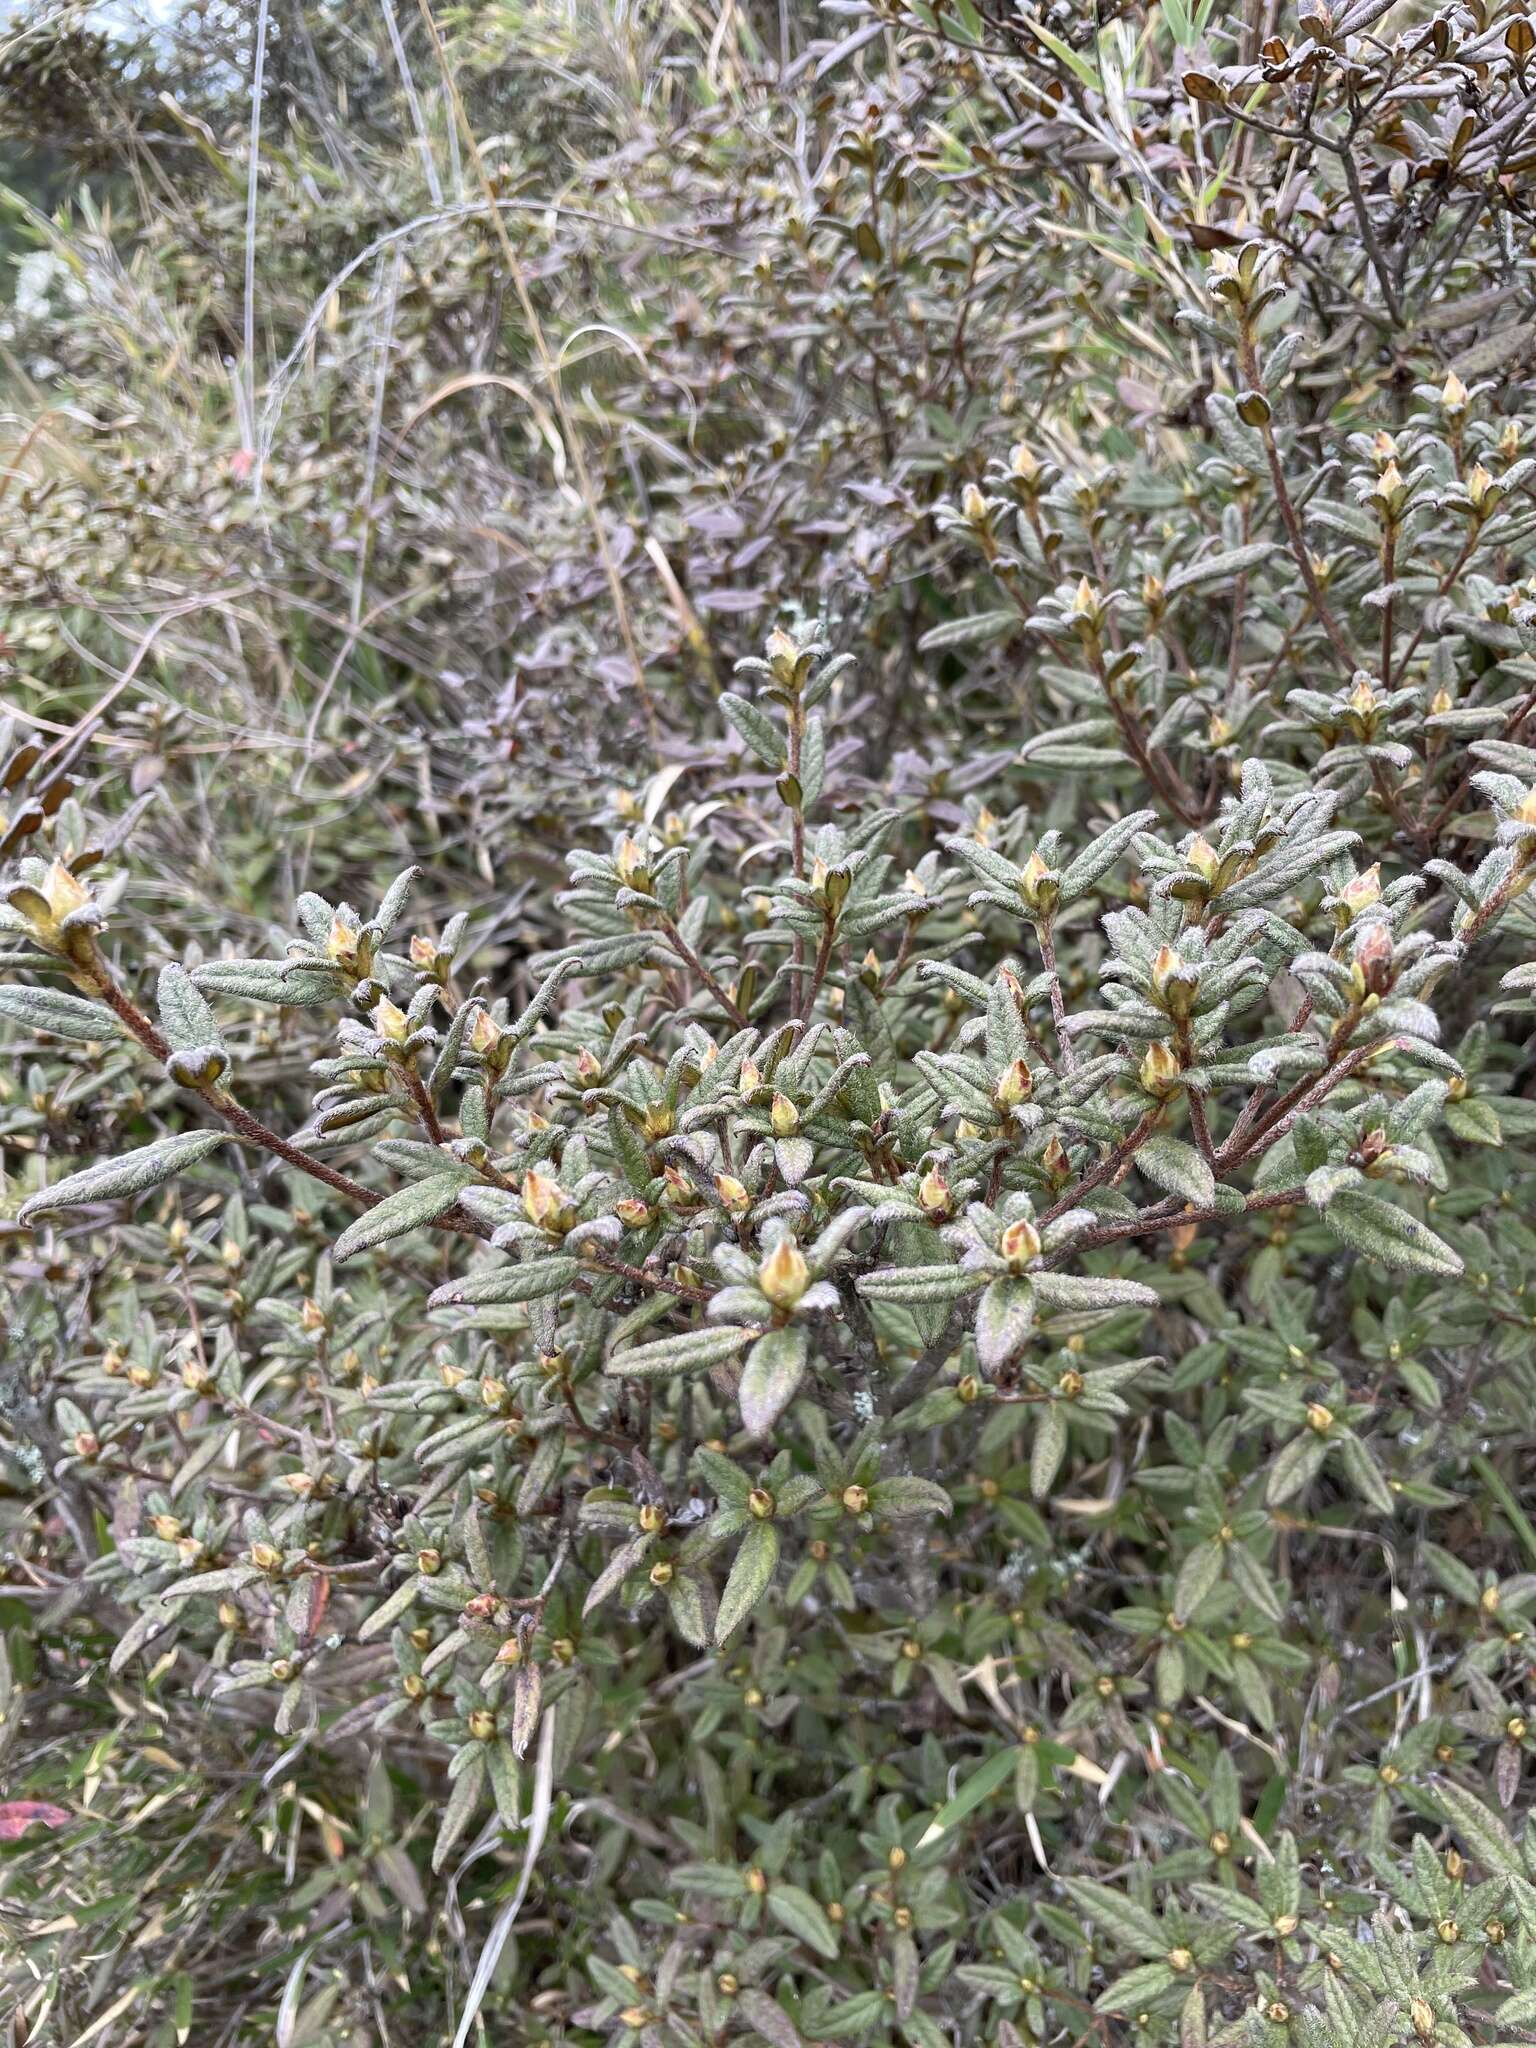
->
0, 1802, 71, 1840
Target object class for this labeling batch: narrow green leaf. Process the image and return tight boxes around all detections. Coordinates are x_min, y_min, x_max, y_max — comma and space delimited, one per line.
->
1321, 1191, 1463, 1277
0, 984, 123, 1042
714, 1520, 779, 1643
19, 1130, 227, 1222
1138, 1133, 1216, 1207
332, 1171, 471, 1263
739, 1326, 808, 1436
767, 1882, 839, 1959
867, 1476, 953, 1519
918, 1743, 1020, 1846
608, 1324, 757, 1379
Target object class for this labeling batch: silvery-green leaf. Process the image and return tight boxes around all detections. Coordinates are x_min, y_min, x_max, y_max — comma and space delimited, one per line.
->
867, 1476, 952, 1519
332, 1171, 472, 1262
0, 984, 123, 1042
739, 1326, 808, 1436
974, 1277, 1035, 1371
1137, 1133, 1215, 1207
714, 1520, 779, 1643
19, 1130, 227, 1221
719, 691, 786, 770
608, 1324, 757, 1379
1321, 1191, 1462, 1276
1031, 1272, 1157, 1310
428, 1257, 579, 1307
157, 962, 222, 1054
1031, 1403, 1068, 1498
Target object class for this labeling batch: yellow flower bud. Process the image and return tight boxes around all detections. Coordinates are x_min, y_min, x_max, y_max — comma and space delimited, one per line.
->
521, 1170, 570, 1231
758, 1237, 809, 1309
999, 1217, 1041, 1270
1139, 1040, 1181, 1097
995, 1058, 1033, 1109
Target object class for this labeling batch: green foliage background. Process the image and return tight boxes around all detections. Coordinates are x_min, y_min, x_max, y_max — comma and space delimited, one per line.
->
2, 1, 1536, 2044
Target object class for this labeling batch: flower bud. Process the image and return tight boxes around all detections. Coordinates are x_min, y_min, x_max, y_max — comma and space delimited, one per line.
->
614, 836, 653, 892
758, 1237, 809, 1310
521, 1170, 572, 1232
1185, 835, 1220, 884
1139, 1040, 1182, 1098
765, 628, 808, 690
370, 996, 408, 1044
468, 1007, 505, 1062
1018, 850, 1060, 917
1041, 1135, 1071, 1182
769, 1092, 800, 1136
995, 1059, 1033, 1109
1339, 865, 1382, 919
1150, 944, 1199, 1018
999, 1217, 1041, 1270
1352, 921, 1395, 998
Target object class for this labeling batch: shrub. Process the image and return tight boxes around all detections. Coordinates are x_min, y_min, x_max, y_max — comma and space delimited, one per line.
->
7, 582, 1536, 2041
5, 0, 1536, 2044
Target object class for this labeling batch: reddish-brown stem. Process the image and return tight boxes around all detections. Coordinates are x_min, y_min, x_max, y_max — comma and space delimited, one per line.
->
799, 915, 838, 1025
1236, 324, 1355, 677
401, 1062, 447, 1146
658, 913, 748, 1027
1061, 1185, 1304, 1256
1035, 922, 1076, 1076
1042, 1104, 1163, 1225
1186, 1086, 1216, 1167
